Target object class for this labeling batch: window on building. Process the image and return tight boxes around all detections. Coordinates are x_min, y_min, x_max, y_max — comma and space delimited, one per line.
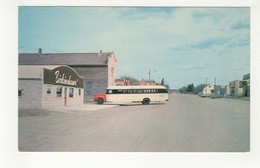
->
47, 85, 52, 94
79, 89, 81, 96
239, 81, 243, 88
69, 88, 74, 97
56, 86, 62, 97
18, 90, 22, 97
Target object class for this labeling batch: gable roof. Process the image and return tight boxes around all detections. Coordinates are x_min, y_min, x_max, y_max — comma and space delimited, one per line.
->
19, 52, 116, 66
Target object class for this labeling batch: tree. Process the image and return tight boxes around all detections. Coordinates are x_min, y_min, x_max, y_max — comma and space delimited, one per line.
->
186, 83, 194, 93
179, 86, 187, 94
161, 78, 165, 85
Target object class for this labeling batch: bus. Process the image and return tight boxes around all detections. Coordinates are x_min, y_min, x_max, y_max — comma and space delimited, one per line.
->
94, 85, 169, 105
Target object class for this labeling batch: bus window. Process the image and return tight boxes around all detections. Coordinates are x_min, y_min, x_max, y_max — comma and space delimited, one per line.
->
112, 90, 124, 94
158, 89, 168, 93
107, 90, 112, 94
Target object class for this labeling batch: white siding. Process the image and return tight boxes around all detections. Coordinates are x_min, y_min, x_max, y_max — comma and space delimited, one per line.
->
19, 65, 60, 78
18, 80, 43, 109
107, 52, 117, 86
42, 85, 84, 108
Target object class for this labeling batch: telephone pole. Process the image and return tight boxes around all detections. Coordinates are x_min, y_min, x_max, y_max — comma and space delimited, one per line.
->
149, 69, 151, 81
206, 77, 208, 95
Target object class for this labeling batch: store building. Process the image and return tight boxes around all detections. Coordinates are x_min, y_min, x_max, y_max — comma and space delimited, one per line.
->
242, 73, 250, 97
19, 65, 84, 109
19, 49, 117, 102
226, 73, 250, 97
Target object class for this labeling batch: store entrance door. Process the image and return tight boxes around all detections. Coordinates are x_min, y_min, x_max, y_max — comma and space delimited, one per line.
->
64, 87, 68, 106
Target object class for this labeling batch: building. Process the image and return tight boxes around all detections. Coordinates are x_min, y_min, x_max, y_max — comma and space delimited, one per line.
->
115, 78, 131, 86
132, 79, 157, 86
229, 80, 244, 96
226, 73, 250, 97
200, 84, 215, 97
137, 79, 157, 86
19, 65, 84, 109
213, 85, 226, 95
242, 73, 250, 97
19, 49, 117, 102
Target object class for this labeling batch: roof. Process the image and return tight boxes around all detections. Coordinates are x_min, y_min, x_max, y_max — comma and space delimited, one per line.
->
107, 85, 167, 90
243, 73, 250, 80
19, 65, 59, 79
19, 52, 116, 66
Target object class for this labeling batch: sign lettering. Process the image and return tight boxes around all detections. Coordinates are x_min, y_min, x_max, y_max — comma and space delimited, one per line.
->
44, 66, 84, 88
55, 70, 78, 86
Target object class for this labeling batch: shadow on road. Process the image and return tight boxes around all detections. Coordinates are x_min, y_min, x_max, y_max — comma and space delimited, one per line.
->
118, 103, 166, 106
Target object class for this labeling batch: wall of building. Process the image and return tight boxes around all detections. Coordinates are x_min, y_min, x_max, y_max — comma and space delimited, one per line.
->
42, 84, 84, 108
71, 66, 108, 101
18, 80, 43, 109
229, 80, 244, 96
107, 53, 117, 87
202, 84, 215, 96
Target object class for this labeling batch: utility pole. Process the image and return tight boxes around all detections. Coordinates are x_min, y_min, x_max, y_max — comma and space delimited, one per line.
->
149, 69, 151, 81
206, 77, 208, 95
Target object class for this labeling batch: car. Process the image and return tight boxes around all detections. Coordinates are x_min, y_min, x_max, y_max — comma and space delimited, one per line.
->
211, 93, 224, 99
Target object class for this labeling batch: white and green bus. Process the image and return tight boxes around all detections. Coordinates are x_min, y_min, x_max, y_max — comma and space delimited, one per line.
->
94, 85, 169, 105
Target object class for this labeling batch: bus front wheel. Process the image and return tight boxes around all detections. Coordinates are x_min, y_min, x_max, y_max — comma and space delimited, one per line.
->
142, 98, 150, 105
97, 98, 104, 104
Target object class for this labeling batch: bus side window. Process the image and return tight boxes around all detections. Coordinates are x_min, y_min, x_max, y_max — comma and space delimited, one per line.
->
112, 90, 118, 94
158, 89, 168, 93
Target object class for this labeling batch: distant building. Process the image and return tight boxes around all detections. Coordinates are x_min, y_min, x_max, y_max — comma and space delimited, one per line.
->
229, 80, 244, 96
115, 78, 157, 86
242, 73, 250, 97
227, 73, 250, 97
133, 79, 157, 86
19, 49, 117, 102
213, 85, 226, 95
115, 78, 131, 86
200, 84, 215, 97
225, 85, 230, 96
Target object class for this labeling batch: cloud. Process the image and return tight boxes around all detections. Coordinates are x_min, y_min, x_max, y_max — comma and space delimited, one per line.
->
191, 9, 224, 24
231, 21, 250, 30
189, 37, 231, 49
19, 7, 250, 89
170, 37, 231, 51
177, 64, 212, 70
117, 7, 176, 20
227, 37, 250, 47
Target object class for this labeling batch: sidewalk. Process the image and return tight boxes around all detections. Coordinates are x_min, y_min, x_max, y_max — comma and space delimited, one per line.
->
48, 103, 117, 113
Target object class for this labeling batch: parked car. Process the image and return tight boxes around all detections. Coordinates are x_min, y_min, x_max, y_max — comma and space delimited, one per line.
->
211, 93, 224, 99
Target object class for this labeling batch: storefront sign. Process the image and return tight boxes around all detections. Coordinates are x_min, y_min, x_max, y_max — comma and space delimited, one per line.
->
44, 66, 84, 88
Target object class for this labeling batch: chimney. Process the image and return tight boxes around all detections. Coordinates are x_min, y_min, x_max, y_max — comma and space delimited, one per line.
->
38, 48, 42, 55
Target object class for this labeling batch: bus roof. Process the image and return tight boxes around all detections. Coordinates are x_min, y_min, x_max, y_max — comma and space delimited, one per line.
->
107, 85, 167, 90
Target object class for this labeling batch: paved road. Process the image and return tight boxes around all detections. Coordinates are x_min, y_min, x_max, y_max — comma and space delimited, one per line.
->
18, 93, 250, 152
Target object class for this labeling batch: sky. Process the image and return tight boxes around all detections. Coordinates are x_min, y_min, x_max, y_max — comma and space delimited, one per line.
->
19, 7, 250, 89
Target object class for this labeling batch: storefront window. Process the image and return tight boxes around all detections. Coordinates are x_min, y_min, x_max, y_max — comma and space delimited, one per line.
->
56, 86, 62, 97
18, 90, 22, 97
69, 88, 74, 97
47, 85, 52, 94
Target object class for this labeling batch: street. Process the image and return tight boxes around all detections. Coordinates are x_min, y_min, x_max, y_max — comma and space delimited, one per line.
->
18, 93, 250, 152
